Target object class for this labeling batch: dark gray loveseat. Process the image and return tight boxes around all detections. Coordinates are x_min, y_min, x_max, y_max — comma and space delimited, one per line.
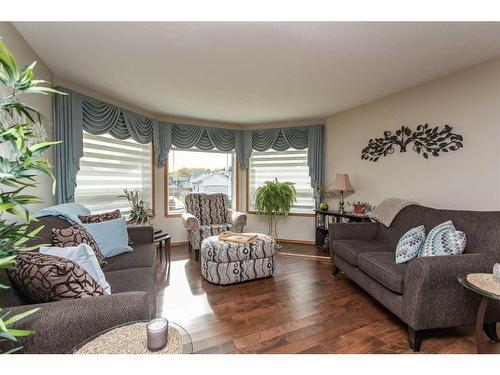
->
330, 205, 500, 351
0, 216, 156, 354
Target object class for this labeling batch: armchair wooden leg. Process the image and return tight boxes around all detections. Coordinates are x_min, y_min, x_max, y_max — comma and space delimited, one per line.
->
195, 249, 200, 262
408, 327, 423, 352
483, 323, 499, 342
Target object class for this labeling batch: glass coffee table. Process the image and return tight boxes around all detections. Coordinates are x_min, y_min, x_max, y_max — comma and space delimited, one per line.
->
458, 274, 500, 354
73, 320, 193, 354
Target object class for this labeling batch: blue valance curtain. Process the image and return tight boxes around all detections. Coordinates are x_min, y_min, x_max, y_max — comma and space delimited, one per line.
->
54, 86, 324, 204
54, 87, 157, 203
154, 122, 239, 168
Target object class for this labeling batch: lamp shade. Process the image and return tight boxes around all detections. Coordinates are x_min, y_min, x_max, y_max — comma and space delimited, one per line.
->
332, 174, 353, 192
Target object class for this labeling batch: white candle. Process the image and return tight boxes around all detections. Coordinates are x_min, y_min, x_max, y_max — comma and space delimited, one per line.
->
147, 318, 169, 351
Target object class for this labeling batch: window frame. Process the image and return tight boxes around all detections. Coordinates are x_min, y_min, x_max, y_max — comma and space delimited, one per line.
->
163, 148, 240, 217
75, 131, 156, 218
245, 149, 315, 217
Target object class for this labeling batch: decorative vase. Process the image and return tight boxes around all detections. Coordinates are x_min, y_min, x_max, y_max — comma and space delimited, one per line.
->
353, 204, 365, 215
319, 202, 329, 211
493, 263, 500, 282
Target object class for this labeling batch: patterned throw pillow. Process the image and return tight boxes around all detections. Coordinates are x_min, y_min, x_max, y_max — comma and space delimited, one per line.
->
420, 220, 466, 257
79, 209, 121, 224
79, 209, 133, 246
395, 225, 426, 264
7, 253, 105, 303
52, 225, 107, 267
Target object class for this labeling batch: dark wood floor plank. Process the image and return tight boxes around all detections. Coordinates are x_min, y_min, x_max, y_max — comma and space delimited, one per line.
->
157, 244, 477, 354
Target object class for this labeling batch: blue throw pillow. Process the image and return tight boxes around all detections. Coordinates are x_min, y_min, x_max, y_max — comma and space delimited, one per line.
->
39, 243, 111, 294
420, 220, 466, 257
395, 225, 426, 264
83, 217, 132, 258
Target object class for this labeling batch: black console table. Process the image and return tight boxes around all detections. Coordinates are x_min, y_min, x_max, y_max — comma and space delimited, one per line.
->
315, 210, 371, 250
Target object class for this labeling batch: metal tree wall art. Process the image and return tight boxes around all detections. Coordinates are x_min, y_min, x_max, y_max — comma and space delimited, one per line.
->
361, 124, 463, 162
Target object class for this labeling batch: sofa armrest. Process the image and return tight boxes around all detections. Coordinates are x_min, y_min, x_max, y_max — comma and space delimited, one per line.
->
228, 209, 247, 227
403, 253, 499, 330
127, 225, 154, 244
329, 222, 379, 241
182, 212, 200, 231
3, 291, 151, 354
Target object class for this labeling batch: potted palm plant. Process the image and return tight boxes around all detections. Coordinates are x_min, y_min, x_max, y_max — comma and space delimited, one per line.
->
0, 38, 61, 353
254, 178, 297, 239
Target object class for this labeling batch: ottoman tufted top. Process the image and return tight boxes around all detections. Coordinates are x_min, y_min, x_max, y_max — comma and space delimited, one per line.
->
201, 233, 277, 263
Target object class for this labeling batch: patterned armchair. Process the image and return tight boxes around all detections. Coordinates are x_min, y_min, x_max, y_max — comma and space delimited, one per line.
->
182, 193, 247, 260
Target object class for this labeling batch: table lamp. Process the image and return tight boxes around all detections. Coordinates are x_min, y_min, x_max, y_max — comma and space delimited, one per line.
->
332, 174, 353, 214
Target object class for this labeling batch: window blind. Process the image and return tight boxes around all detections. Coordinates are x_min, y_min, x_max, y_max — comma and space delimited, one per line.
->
75, 132, 153, 215
248, 149, 314, 213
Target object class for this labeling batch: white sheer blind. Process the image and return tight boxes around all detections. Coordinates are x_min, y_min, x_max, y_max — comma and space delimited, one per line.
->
248, 149, 314, 213
75, 132, 153, 215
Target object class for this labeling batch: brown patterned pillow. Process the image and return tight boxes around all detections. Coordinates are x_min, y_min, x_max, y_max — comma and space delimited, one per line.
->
7, 253, 105, 303
79, 209, 121, 224
79, 209, 133, 246
52, 225, 107, 267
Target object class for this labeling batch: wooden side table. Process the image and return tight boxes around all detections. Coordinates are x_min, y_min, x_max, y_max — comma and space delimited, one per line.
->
154, 229, 171, 276
458, 274, 500, 354
315, 209, 371, 250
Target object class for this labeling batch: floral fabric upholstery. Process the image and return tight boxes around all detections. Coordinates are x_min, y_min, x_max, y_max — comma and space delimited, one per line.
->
201, 234, 276, 285
184, 193, 245, 250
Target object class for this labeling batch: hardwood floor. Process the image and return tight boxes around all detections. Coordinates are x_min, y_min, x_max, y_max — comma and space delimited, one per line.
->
156, 243, 477, 354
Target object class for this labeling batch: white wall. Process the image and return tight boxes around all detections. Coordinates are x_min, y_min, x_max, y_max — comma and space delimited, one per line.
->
0, 23, 55, 211
324, 57, 500, 211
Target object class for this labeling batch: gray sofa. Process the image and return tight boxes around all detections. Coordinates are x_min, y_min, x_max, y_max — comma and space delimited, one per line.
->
330, 205, 500, 352
0, 215, 156, 354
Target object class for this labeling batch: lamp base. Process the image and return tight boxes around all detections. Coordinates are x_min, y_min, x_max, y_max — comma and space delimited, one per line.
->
338, 191, 345, 214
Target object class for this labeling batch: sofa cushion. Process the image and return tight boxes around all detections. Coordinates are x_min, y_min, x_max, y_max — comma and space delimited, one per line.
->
420, 220, 466, 257
79, 209, 133, 245
8, 253, 106, 303
358, 252, 407, 294
103, 243, 155, 272
52, 225, 107, 267
333, 239, 393, 267
105, 267, 154, 296
79, 209, 121, 223
395, 225, 426, 264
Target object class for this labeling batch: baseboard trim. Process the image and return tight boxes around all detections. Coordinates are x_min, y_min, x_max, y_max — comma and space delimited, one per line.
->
278, 239, 315, 245
171, 241, 189, 247
171, 239, 314, 246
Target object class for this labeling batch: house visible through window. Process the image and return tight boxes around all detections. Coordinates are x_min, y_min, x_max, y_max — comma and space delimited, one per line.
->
75, 132, 153, 215
167, 149, 235, 214
248, 148, 314, 214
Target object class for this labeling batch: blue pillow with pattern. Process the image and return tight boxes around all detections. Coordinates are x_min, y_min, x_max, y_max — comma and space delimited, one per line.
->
419, 220, 466, 257
395, 225, 426, 264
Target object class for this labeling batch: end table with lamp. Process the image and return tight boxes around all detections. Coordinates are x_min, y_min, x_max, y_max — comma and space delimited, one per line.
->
332, 173, 354, 214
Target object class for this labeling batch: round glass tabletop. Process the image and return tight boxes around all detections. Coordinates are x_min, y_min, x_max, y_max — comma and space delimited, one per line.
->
458, 276, 500, 302
72, 320, 193, 354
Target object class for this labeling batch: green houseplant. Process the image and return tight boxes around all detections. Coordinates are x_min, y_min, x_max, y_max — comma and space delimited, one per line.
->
0, 38, 61, 353
120, 188, 153, 225
254, 178, 297, 239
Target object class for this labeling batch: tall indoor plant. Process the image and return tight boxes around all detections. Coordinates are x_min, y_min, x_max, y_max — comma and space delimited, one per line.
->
254, 178, 297, 239
0, 38, 61, 353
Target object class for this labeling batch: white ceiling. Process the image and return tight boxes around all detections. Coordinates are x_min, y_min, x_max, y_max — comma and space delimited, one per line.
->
13, 22, 500, 124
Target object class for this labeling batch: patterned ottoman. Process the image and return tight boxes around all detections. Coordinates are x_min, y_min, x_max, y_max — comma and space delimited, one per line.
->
201, 233, 276, 285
